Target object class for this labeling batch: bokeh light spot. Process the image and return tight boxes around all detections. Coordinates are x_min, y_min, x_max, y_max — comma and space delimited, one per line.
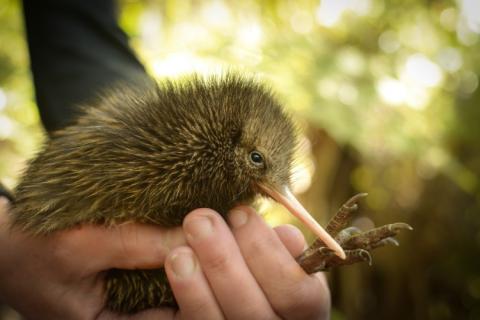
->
403, 54, 444, 88
378, 30, 400, 53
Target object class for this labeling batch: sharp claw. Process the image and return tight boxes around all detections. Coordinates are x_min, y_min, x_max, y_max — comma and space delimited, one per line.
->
359, 249, 372, 266
389, 222, 414, 232
383, 237, 400, 246
342, 193, 368, 210
318, 247, 335, 255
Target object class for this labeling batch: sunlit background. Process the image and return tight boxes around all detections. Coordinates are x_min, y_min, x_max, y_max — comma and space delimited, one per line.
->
1, 0, 479, 319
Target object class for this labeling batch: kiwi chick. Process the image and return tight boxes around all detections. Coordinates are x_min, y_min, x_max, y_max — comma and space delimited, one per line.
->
12, 74, 344, 313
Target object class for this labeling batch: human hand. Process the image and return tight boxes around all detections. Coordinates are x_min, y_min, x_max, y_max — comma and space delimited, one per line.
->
0, 197, 330, 319
164, 207, 331, 320
0, 197, 186, 320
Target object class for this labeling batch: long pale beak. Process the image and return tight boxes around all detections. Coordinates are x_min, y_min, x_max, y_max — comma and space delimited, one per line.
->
259, 184, 346, 260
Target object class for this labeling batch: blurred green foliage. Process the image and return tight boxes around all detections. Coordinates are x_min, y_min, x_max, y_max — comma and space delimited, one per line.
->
1, 0, 479, 319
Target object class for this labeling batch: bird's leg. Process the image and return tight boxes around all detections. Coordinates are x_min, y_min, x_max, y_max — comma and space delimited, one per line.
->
301, 194, 367, 258
296, 194, 412, 274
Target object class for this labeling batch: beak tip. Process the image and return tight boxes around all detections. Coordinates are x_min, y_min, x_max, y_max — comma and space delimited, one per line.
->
259, 183, 348, 261
327, 239, 346, 260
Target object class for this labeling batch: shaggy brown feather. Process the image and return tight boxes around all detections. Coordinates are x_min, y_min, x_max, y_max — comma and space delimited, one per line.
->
12, 74, 297, 312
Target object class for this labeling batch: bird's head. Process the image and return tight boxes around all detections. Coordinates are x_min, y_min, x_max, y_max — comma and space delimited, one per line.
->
215, 77, 345, 259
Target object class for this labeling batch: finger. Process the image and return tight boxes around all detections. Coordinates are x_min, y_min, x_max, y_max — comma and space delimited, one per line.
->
183, 209, 278, 319
273, 224, 306, 257
228, 206, 330, 320
56, 223, 186, 273
165, 246, 224, 320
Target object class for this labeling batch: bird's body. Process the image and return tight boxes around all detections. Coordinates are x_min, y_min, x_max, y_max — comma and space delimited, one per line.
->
13, 75, 295, 234
13, 75, 305, 312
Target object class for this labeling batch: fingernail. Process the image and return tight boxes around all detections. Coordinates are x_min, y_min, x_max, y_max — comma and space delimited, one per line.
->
229, 209, 248, 228
187, 216, 213, 239
171, 251, 196, 279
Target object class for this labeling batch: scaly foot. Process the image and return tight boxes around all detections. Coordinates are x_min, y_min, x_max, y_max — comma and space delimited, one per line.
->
297, 193, 412, 274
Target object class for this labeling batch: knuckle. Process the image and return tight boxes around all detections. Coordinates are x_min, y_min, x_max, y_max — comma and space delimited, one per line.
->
273, 278, 328, 319
202, 248, 232, 273
247, 233, 278, 258
114, 224, 144, 265
119, 230, 139, 258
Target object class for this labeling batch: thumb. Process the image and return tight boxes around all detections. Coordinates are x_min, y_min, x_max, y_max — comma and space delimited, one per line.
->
58, 223, 186, 272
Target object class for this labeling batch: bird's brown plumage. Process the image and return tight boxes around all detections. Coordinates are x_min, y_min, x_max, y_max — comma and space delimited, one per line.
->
12, 74, 299, 312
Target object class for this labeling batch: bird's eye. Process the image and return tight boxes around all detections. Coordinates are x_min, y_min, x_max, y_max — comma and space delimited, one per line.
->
249, 151, 264, 166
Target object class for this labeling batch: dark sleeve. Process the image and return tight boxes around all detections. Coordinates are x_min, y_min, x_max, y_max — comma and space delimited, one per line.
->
22, 0, 153, 134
